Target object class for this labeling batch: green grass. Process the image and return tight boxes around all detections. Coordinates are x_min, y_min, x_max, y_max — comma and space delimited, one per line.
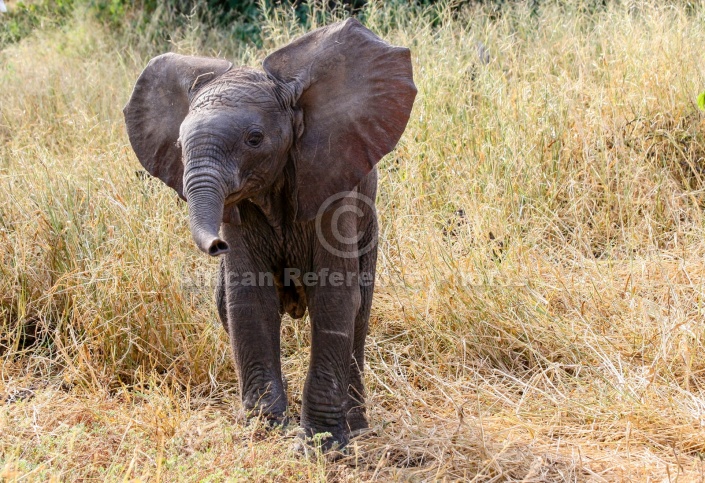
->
3, 0, 705, 480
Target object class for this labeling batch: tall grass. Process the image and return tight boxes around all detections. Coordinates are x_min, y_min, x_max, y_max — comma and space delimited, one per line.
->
2, 1, 705, 480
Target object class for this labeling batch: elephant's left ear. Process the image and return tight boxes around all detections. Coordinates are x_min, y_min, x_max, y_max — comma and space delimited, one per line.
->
263, 18, 417, 221
123, 53, 232, 199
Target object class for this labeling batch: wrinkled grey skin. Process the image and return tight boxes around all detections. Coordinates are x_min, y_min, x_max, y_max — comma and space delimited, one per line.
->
123, 19, 416, 451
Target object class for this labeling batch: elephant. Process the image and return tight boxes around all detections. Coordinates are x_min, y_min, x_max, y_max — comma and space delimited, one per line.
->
123, 18, 416, 451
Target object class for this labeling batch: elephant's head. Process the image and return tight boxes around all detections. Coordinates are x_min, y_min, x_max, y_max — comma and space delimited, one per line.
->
123, 18, 416, 256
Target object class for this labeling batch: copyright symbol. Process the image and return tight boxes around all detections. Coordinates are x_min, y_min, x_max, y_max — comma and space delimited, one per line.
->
315, 191, 377, 259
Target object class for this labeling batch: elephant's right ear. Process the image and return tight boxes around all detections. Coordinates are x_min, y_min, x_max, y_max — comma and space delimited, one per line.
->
123, 53, 232, 199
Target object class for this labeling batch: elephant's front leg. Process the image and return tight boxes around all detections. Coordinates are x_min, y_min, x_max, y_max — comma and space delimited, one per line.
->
301, 279, 361, 450
225, 262, 287, 424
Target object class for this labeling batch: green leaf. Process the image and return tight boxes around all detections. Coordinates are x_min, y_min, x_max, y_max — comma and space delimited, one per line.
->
698, 91, 705, 111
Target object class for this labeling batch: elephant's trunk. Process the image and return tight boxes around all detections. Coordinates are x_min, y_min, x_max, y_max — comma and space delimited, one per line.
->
184, 171, 230, 257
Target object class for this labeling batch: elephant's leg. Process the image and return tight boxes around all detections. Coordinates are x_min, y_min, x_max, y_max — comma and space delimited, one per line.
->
345, 241, 377, 434
224, 258, 287, 425
301, 279, 360, 450
215, 257, 229, 335
302, 204, 363, 449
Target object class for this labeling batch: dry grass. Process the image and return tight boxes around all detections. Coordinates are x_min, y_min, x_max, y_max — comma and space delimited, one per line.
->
3, 0, 705, 480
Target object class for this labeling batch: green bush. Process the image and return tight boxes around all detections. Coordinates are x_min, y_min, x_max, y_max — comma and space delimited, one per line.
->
0, 0, 75, 48
0, 0, 263, 49
0, 1, 619, 50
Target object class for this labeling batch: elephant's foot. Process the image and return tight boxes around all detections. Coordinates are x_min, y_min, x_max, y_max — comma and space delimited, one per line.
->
344, 386, 368, 433
246, 411, 289, 429
345, 405, 369, 434
293, 443, 347, 462
299, 413, 349, 453
244, 407, 288, 428
293, 425, 349, 460
242, 385, 288, 427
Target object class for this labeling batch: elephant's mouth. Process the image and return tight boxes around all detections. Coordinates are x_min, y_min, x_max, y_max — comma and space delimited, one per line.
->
223, 202, 241, 225
222, 190, 243, 225
224, 191, 242, 205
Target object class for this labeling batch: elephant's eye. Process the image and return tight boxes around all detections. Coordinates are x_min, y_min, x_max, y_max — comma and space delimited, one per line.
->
246, 131, 264, 148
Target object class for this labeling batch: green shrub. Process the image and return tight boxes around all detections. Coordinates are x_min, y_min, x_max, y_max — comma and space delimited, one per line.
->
0, 0, 75, 48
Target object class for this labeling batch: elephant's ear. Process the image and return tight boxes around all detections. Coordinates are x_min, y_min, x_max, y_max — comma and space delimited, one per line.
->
123, 53, 232, 199
263, 18, 416, 221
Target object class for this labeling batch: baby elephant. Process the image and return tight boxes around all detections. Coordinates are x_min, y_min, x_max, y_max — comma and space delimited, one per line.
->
123, 19, 416, 450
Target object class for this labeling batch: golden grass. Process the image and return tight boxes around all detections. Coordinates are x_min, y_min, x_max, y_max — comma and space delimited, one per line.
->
3, 1, 705, 480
